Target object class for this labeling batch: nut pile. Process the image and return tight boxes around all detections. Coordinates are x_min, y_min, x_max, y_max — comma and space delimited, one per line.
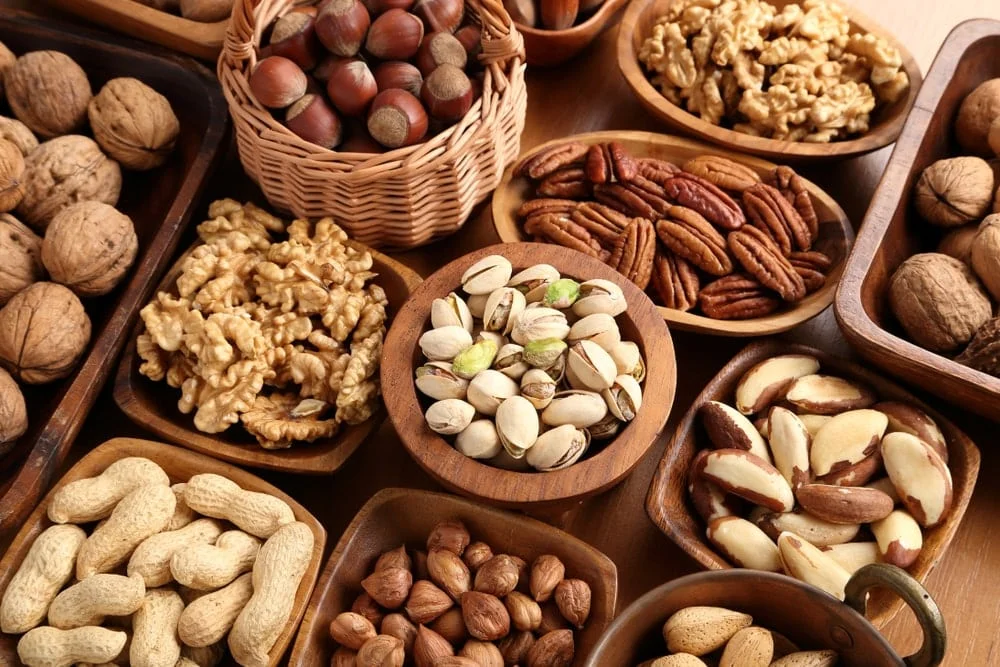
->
251, 0, 483, 151
503, 0, 605, 31
137, 199, 386, 449
639, 605, 839, 666
686, 354, 954, 600
637, 0, 910, 142
136, 0, 234, 23
888, 78, 1000, 378
0, 43, 180, 451
328, 519, 592, 666
416, 254, 646, 471
515, 142, 835, 320
0, 456, 315, 667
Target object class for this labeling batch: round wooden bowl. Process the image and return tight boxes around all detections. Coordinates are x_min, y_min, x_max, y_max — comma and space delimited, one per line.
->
380, 242, 677, 510
491, 131, 854, 336
615, 0, 922, 161
518, 0, 629, 67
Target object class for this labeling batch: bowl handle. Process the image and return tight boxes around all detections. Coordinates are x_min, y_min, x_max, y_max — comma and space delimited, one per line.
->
844, 563, 946, 667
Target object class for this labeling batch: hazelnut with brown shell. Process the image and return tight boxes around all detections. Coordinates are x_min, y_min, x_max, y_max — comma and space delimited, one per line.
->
5, 51, 92, 138
88, 77, 180, 171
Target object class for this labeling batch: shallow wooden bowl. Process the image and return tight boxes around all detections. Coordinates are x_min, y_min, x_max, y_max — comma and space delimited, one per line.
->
289, 487, 618, 666
615, 0, 921, 161
835, 19, 1000, 422
0, 438, 327, 667
491, 131, 854, 336
645, 339, 980, 628
518, 0, 629, 67
381, 242, 676, 510
114, 239, 422, 474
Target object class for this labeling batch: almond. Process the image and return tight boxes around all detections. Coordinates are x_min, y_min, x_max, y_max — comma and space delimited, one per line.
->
770, 650, 839, 667
696, 449, 794, 512
818, 542, 880, 574
662, 606, 752, 656
329, 611, 377, 650
688, 450, 743, 523
766, 407, 810, 487
810, 409, 888, 476
699, 400, 771, 462
881, 432, 954, 527
706, 516, 781, 571
413, 624, 453, 667
777, 532, 851, 600
875, 401, 948, 462
404, 580, 453, 624
427, 549, 471, 600
530, 555, 565, 603
719, 626, 773, 667
734, 355, 820, 415
756, 510, 859, 547
784, 374, 876, 414
795, 484, 894, 524
473, 555, 520, 597
640, 656, 707, 667
871, 509, 923, 568
460, 591, 510, 641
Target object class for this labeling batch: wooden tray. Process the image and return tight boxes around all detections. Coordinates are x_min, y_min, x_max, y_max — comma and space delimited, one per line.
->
114, 238, 423, 474
518, 0, 628, 67
0, 10, 228, 539
0, 437, 328, 667
616, 0, 921, 161
835, 19, 1000, 422
44, 0, 228, 60
288, 487, 618, 667
492, 131, 854, 337
645, 339, 980, 629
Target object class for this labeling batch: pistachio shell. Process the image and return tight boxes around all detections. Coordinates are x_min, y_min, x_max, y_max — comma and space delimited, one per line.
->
526, 425, 590, 471
495, 395, 540, 458
420, 326, 473, 361
543, 278, 581, 309
520, 368, 557, 410
453, 339, 498, 380
572, 279, 627, 317
523, 338, 568, 368
543, 355, 567, 383
466, 369, 519, 416
431, 292, 474, 332
495, 344, 530, 380
489, 448, 532, 471
602, 375, 642, 421
483, 287, 526, 334
541, 390, 608, 428
415, 361, 469, 400
511, 308, 570, 345
587, 413, 622, 440
567, 340, 618, 391
456, 419, 503, 459
425, 399, 476, 435
608, 340, 645, 382
462, 255, 513, 295
564, 360, 589, 391
467, 294, 489, 318
476, 330, 507, 350
568, 313, 621, 351
508, 264, 560, 302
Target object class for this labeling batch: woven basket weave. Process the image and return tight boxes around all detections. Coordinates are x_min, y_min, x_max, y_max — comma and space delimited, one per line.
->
218, 0, 527, 250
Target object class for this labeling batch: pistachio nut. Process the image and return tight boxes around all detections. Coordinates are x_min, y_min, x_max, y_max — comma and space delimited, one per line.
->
467, 294, 489, 319
508, 264, 560, 302
526, 425, 590, 471
495, 344, 530, 380
520, 368, 557, 410
587, 413, 622, 441
452, 339, 498, 380
489, 448, 532, 471
467, 369, 519, 416
462, 255, 513, 295
608, 340, 645, 382
483, 287, 526, 334
603, 375, 643, 421
541, 390, 608, 428
567, 313, 621, 351
564, 359, 586, 391
523, 338, 568, 368
415, 361, 469, 400
567, 340, 618, 391
455, 419, 503, 459
511, 307, 570, 345
543, 354, 567, 383
572, 279, 627, 317
419, 325, 473, 361
476, 330, 507, 350
495, 395, 540, 458
543, 278, 581, 309
431, 292, 474, 332
425, 399, 476, 435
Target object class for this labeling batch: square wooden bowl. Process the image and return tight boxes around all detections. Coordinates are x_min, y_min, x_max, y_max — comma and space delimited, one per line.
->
835, 19, 1000, 423
645, 339, 980, 628
0, 437, 328, 667
288, 488, 618, 667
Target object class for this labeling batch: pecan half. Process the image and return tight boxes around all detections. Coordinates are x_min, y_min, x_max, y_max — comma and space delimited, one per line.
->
683, 155, 762, 192
571, 202, 630, 247
608, 218, 656, 289
699, 273, 782, 319
743, 183, 812, 255
517, 142, 589, 179
624, 176, 672, 216
790, 250, 832, 294
655, 206, 733, 276
525, 213, 602, 258
585, 142, 637, 184
537, 167, 590, 199
517, 198, 579, 219
663, 172, 746, 231
651, 250, 699, 311
766, 166, 820, 243
634, 157, 681, 184
728, 225, 806, 302
955, 317, 1000, 376
594, 183, 658, 219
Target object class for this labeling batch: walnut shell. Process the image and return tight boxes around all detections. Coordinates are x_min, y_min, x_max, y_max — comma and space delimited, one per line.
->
17, 135, 122, 230
42, 201, 138, 297
0, 116, 38, 156
180, 0, 234, 22
956, 78, 1000, 156
0, 213, 44, 305
0, 138, 25, 213
88, 77, 180, 171
914, 156, 994, 227
938, 224, 978, 266
0, 366, 26, 445
5, 50, 92, 138
889, 253, 992, 354
0, 40, 15, 101
989, 117, 1000, 158
0, 281, 91, 384
971, 213, 1000, 301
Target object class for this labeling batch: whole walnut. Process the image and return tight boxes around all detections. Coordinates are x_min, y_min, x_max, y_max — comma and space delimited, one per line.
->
5, 50, 92, 138
990, 117, 1000, 157
938, 224, 978, 265
88, 77, 180, 171
42, 201, 138, 297
0, 138, 25, 213
0, 281, 91, 384
956, 78, 1000, 156
0, 116, 38, 156
0, 40, 14, 101
0, 366, 26, 445
17, 135, 122, 230
971, 214, 1000, 301
0, 213, 44, 305
179, 0, 234, 22
889, 253, 992, 354
914, 156, 994, 226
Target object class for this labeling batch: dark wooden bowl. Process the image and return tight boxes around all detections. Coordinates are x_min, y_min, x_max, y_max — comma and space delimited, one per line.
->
0, 10, 228, 539
0, 438, 327, 667
835, 19, 1000, 422
288, 487, 618, 667
616, 0, 922, 161
645, 339, 980, 629
492, 131, 854, 336
381, 242, 676, 510
517, 0, 628, 67
114, 239, 422, 474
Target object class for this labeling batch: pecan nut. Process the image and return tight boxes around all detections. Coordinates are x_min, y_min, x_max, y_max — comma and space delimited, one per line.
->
571, 202, 630, 247
585, 142, 637, 184
766, 166, 819, 243
524, 213, 602, 258
655, 206, 733, 276
537, 167, 590, 199
682, 155, 762, 192
663, 172, 746, 231
624, 176, 672, 216
651, 250, 699, 311
608, 218, 656, 289
517, 142, 588, 180
699, 273, 782, 319
518, 198, 579, 220
743, 183, 812, 256
634, 157, 681, 184
789, 250, 832, 294
593, 183, 657, 219
728, 225, 806, 301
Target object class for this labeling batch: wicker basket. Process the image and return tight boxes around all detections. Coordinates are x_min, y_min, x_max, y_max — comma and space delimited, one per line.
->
218, 0, 527, 250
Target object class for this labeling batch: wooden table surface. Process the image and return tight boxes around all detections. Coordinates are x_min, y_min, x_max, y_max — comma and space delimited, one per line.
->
9, 0, 1000, 665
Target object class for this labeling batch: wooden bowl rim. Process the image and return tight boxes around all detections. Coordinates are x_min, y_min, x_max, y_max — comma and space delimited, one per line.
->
381, 242, 677, 507
644, 338, 981, 628
491, 130, 855, 336
515, 0, 629, 39
615, 0, 923, 160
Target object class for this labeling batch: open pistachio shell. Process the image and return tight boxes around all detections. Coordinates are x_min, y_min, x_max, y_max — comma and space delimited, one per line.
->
425, 399, 476, 435
508, 264, 560, 302
567, 340, 618, 391
467, 369, 519, 416
587, 413, 622, 441
526, 424, 590, 471
541, 390, 608, 428
431, 292, 474, 332
572, 279, 627, 317
475, 330, 507, 350
543, 354, 567, 383
489, 448, 532, 471
419, 325, 473, 361
608, 340, 645, 382
455, 419, 503, 459
452, 339, 498, 380
520, 368, 557, 410
511, 307, 570, 345
462, 255, 513, 295
495, 395, 540, 458
415, 361, 469, 400
467, 294, 489, 319
568, 313, 621, 351
495, 343, 530, 380
483, 287, 526, 334
603, 374, 643, 421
